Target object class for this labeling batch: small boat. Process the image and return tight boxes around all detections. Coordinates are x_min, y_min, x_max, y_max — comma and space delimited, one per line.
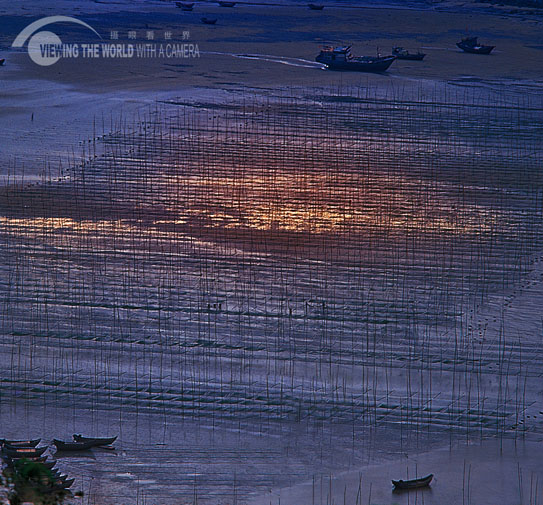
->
73, 434, 117, 446
308, 3, 324, 9
392, 46, 426, 60
0, 58, 5, 66
456, 36, 494, 54
3, 445, 47, 457
316, 46, 396, 73
38, 477, 75, 493
392, 474, 433, 490
218, 1, 236, 6
53, 439, 94, 451
5, 455, 49, 465
0, 438, 40, 447
201, 17, 217, 24
176, 2, 194, 9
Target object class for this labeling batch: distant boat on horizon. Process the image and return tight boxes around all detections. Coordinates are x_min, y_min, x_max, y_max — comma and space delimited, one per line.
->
457, 36, 495, 54
218, 1, 236, 6
201, 17, 218, 24
308, 3, 325, 9
316, 45, 396, 73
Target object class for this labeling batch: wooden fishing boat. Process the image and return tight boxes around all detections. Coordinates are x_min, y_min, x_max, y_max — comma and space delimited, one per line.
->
201, 17, 217, 24
456, 36, 494, 54
176, 2, 194, 10
218, 1, 236, 6
53, 439, 94, 451
308, 3, 324, 9
3, 445, 47, 457
37, 477, 75, 493
73, 434, 117, 446
316, 46, 396, 73
0, 438, 40, 447
392, 46, 426, 60
5, 455, 48, 465
392, 473, 433, 489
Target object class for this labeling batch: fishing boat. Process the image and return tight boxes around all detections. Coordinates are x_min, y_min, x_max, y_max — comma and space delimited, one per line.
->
0, 438, 40, 447
53, 439, 94, 451
4, 455, 49, 465
218, 1, 236, 6
392, 474, 433, 490
392, 46, 426, 60
308, 3, 324, 9
38, 477, 75, 493
73, 434, 117, 446
7, 458, 55, 469
3, 445, 47, 457
176, 2, 194, 10
316, 46, 396, 72
201, 17, 217, 24
456, 36, 494, 54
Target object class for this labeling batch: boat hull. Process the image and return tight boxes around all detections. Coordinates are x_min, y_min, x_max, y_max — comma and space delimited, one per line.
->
3, 445, 47, 457
395, 53, 425, 60
316, 56, 396, 73
0, 438, 40, 447
53, 439, 94, 451
456, 42, 494, 54
73, 434, 117, 446
392, 474, 433, 490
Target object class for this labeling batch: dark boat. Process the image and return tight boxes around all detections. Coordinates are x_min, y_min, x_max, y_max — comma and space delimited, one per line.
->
218, 1, 236, 6
0, 58, 5, 66
53, 439, 94, 451
201, 17, 217, 24
73, 434, 117, 446
14, 459, 56, 470
392, 46, 426, 60
38, 477, 75, 493
0, 438, 40, 447
392, 474, 433, 490
456, 36, 494, 54
4, 455, 49, 466
176, 2, 194, 9
316, 46, 396, 73
3, 445, 47, 457
308, 3, 324, 9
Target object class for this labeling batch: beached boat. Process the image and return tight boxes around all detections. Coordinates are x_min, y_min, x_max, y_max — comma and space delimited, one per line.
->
4, 455, 49, 465
73, 434, 117, 446
38, 477, 75, 493
316, 46, 396, 72
3, 445, 47, 457
0, 438, 40, 447
392, 474, 433, 489
218, 1, 236, 6
201, 17, 217, 24
392, 46, 426, 60
53, 439, 94, 451
176, 2, 194, 10
308, 3, 324, 9
456, 36, 494, 54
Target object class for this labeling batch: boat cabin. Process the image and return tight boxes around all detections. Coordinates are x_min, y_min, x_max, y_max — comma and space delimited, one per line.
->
316, 46, 353, 64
